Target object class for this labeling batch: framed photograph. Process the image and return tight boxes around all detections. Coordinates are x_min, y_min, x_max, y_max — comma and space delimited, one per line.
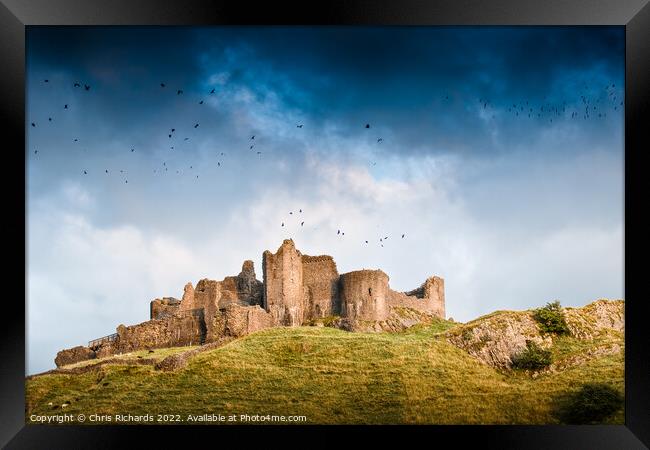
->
2, 0, 648, 447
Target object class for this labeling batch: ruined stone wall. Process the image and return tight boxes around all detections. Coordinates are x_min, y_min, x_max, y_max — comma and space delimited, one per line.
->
424, 276, 445, 318
150, 297, 181, 320
222, 304, 273, 337
263, 239, 305, 326
113, 314, 206, 353
302, 255, 340, 319
179, 283, 196, 311
339, 270, 390, 321
386, 276, 445, 319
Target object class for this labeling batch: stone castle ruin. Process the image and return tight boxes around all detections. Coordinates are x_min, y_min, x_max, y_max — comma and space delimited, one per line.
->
55, 239, 445, 367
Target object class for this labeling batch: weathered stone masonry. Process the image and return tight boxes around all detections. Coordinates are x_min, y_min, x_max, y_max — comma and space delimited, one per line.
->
55, 239, 445, 367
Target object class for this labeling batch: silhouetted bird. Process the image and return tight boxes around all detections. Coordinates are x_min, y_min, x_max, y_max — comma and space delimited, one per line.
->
184, 137, 189, 141
44, 79, 49, 83
290, 212, 293, 215
251, 135, 255, 139
131, 148, 134, 152
210, 88, 215, 94
402, 234, 405, 238
171, 128, 175, 132
301, 222, 304, 226
282, 223, 284, 227
64, 104, 68, 109
365, 240, 368, 244
48, 117, 52, 121
365, 124, 370, 128
105, 170, 108, 173
257, 151, 261, 155
84, 85, 90, 91
169, 134, 172, 138
31, 123, 35, 127
250, 145, 254, 149
377, 138, 383, 143
83, 170, 87, 175
217, 162, 221, 166
199, 100, 204, 105
299, 209, 302, 213
297, 124, 303, 128
34, 150, 38, 154
194, 123, 199, 128
73, 138, 78, 142
160, 83, 166, 87
74, 82, 80, 88
177, 90, 183, 95
337, 230, 340, 235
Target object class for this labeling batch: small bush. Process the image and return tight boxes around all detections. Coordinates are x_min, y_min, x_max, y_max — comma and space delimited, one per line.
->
554, 383, 624, 424
533, 301, 570, 335
511, 340, 552, 370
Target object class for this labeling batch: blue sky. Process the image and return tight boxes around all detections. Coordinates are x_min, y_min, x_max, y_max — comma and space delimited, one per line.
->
26, 27, 624, 374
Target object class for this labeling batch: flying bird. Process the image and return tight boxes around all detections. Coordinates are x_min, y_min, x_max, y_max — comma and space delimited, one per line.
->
73, 82, 80, 88
83, 170, 87, 175
282, 222, 284, 227
256, 151, 261, 155
377, 138, 383, 143
160, 83, 166, 87
131, 148, 134, 152
199, 100, 204, 105
290, 212, 293, 215
301, 222, 304, 226
48, 117, 52, 121
177, 90, 183, 95
337, 230, 340, 235
365, 124, 370, 128
64, 104, 68, 109
251, 135, 255, 140
44, 79, 49, 83
297, 124, 303, 128
210, 88, 215, 94
194, 123, 199, 128
31, 122, 36, 127
402, 234, 405, 238
84, 85, 90, 91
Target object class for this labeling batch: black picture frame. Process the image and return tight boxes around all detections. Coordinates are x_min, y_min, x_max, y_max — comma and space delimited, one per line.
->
1, 0, 648, 448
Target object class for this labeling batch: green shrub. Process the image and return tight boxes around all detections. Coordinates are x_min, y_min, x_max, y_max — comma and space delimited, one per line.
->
554, 383, 624, 424
511, 340, 552, 370
533, 301, 570, 335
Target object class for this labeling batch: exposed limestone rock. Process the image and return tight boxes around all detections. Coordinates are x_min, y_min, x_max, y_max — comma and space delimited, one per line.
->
446, 310, 552, 370
446, 300, 624, 370
564, 299, 624, 340
55, 346, 96, 368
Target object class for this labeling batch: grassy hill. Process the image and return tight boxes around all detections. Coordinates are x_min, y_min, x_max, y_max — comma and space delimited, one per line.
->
26, 303, 624, 425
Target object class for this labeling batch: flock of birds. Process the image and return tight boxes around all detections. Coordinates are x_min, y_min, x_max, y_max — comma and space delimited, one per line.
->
29, 76, 622, 249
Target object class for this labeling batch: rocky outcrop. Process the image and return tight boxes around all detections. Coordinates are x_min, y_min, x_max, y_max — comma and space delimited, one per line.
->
333, 306, 440, 332
446, 310, 552, 370
55, 346, 96, 368
446, 299, 624, 370
564, 299, 624, 339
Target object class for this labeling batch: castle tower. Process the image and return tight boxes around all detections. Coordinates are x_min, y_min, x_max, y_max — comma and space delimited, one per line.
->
262, 239, 305, 326
339, 270, 390, 321
424, 276, 445, 318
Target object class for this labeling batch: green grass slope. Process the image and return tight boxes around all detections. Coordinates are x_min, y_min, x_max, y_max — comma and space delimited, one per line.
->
26, 316, 623, 425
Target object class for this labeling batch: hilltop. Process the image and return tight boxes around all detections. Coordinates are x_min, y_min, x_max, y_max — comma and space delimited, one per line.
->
26, 299, 624, 425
